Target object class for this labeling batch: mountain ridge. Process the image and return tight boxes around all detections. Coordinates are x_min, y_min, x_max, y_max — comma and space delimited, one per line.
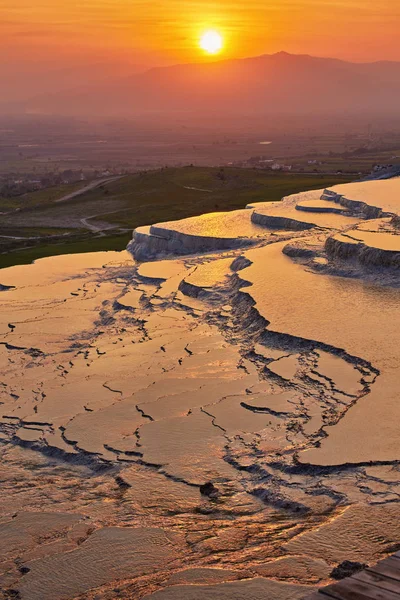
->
16, 51, 400, 118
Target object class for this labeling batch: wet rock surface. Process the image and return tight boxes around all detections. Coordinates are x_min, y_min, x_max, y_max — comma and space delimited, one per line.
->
0, 179, 399, 599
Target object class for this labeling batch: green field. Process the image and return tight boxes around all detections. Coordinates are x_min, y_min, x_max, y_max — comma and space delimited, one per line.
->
0, 234, 131, 270
0, 167, 355, 269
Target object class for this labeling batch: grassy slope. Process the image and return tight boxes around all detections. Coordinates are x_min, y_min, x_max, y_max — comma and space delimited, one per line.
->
0, 167, 354, 269
0, 234, 130, 270
0, 181, 86, 211
91, 168, 353, 228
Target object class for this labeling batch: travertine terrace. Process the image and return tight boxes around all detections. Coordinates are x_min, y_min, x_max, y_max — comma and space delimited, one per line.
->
0, 179, 399, 599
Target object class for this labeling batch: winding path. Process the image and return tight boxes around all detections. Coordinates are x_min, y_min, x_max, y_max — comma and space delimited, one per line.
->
55, 176, 123, 204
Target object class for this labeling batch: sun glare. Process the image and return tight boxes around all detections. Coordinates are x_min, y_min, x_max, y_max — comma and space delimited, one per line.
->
199, 30, 223, 55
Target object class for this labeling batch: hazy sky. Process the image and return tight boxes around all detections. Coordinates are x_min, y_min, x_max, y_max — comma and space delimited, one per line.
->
2, 0, 400, 77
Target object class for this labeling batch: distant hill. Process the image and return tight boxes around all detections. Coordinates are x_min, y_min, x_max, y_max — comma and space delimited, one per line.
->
22, 52, 400, 118
0, 61, 145, 107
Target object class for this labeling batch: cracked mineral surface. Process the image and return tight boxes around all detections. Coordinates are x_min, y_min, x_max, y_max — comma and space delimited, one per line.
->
0, 178, 399, 599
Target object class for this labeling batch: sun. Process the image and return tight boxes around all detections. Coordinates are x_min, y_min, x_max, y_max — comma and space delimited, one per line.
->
199, 30, 223, 55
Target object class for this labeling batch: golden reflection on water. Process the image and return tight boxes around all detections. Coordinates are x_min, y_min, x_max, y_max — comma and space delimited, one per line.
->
243, 242, 399, 368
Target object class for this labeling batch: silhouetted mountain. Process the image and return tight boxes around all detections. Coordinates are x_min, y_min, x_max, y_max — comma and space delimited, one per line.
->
21, 52, 400, 118
1, 61, 145, 105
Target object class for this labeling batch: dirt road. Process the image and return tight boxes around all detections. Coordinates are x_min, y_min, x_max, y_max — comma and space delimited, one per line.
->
55, 176, 124, 204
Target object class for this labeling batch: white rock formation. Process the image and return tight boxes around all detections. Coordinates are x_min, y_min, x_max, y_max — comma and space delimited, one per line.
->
0, 178, 399, 600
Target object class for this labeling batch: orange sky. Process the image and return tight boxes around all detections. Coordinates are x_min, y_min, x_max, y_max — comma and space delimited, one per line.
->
2, 0, 400, 69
